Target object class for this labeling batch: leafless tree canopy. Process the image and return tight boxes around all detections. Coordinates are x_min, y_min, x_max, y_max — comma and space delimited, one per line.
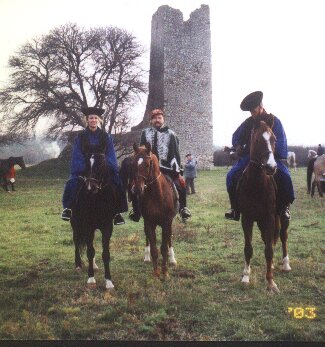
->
0, 23, 147, 148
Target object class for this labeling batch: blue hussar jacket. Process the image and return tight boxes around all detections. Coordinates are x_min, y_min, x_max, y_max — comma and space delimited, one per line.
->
232, 113, 288, 160
70, 127, 119, 176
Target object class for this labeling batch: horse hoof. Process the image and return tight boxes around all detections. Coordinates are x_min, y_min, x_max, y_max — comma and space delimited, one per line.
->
241, 275, 250, 284
105, 279, 115, 290
144, 258, 151, 263
75, 266, 82, 272
281, 266, 292, 272
161, 272, 169, 281
87, 277, 96, 288
169, 261, 177, 268
267, 284, 280, 294
153, 269, 160, 277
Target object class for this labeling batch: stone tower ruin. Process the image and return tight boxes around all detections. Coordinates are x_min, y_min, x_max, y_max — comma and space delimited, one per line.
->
135, 4, 213, 168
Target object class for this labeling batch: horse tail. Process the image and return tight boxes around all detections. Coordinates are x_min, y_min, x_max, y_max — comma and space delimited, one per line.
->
307, 158, 316, 194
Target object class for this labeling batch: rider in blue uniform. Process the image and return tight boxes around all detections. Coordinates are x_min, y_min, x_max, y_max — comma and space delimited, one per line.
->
61, 106, 127, 225
225, 91, 295, 221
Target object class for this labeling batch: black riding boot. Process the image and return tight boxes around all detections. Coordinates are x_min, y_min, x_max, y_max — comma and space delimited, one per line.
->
178, 185, 191, 221
129, 193, 141, 222
225, 189, 240, 221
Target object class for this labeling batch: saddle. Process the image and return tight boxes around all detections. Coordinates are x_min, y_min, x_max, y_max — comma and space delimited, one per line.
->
163, 174, 179, 201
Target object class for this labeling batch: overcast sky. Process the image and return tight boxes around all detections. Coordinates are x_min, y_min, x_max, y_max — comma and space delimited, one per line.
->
0, 0, 324, 147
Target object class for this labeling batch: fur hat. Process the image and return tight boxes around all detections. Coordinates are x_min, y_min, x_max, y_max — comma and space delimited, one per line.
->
81, 107, 105, 118
150, 108, 164, 118
240, 91, 263, 111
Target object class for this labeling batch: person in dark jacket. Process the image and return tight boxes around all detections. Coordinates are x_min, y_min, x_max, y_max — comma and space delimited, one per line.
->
225, 91, 295, 221
184, 153, 197, 194
317, 144, 324, 156
61, 107, 127, 225
129, 108, 191, 222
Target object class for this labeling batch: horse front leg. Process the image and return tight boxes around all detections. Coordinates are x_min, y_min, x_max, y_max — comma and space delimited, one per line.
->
260, 218, 279, 293
316, 180, 324, 197
241, 215, 253, 284
2, 179, 9, 192
311, 180, 316, 197
101, 223, 114, 290
280, 217, 291, 272
86, 232, 96, 288
73, 229, 83, 271
144, 220, 159, 277
144, 236, 151, 263
167, 225, 177, 267
161, 222, 172, 279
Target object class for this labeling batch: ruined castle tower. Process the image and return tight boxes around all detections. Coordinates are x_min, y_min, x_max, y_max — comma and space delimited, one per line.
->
136, 5, 213, 168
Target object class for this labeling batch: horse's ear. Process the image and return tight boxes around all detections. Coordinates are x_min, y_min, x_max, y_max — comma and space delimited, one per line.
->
253, 120, 262, 129
145, 142, 151, 154
133, 143, 139, 153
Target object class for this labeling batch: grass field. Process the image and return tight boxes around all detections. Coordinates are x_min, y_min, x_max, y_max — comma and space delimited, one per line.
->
0, 161, 324, 341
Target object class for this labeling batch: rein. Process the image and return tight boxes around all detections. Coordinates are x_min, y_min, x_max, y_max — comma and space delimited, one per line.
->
136, 155, 162, 189
79, 176, 107, 191
250, 150, 272, 169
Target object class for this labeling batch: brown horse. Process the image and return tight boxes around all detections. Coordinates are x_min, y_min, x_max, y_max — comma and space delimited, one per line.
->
131, 142, 179, 278
238, 121, 291, 293
307, 154, 325, 197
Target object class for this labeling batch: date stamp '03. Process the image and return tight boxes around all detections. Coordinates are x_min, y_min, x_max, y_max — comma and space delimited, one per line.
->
287, 307, 317, 319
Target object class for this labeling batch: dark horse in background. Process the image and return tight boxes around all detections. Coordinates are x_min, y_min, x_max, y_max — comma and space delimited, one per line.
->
238, 121, 291, 293
0, 156, 26, 192
130, 142, 179, 279
71, 153, 118, 289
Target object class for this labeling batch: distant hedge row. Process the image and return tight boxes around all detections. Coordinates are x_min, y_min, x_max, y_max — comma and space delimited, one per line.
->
213, 146, 318, 167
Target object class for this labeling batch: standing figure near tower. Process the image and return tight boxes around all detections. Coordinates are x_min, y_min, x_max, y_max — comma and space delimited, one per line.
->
129, 108, 192, 222
225, 91, 295, 221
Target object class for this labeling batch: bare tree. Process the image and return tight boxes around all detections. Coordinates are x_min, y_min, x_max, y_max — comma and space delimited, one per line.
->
0, 23, 147, 150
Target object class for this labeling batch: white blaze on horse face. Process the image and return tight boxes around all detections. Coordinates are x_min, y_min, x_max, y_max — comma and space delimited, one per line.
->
90, 155, 95, 168
138, 158, 144, 166
263, 131, 277, 168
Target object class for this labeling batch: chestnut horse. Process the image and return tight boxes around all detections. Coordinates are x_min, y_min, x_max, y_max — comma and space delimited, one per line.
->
131, 142, 179, 278
238, 121, 291, 293
71, 153, 118, 290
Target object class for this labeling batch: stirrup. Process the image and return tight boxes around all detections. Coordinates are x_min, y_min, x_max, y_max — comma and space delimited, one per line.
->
180, 207, 191, 219
225, 209, 240, 221
114, 214, 125, 225
129, 210, 141, 222
281, 207, 291, 221
61, 208, 72, 221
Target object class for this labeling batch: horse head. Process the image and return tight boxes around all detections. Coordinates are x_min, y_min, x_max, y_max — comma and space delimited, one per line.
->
132, 142, 160, 195
16, 156, 26, 169
250, 121, 277, 175
83, 153, 107, 194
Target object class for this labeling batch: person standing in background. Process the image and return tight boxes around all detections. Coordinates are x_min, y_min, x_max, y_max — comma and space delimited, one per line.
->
184, 153, 197, 194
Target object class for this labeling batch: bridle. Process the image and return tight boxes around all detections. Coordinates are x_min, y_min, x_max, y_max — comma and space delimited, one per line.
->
79, 153, 107, 192
250, 150, 273, 169
79, 176, 103, 191
135, 154, 161, 189
249, 127, 275, 172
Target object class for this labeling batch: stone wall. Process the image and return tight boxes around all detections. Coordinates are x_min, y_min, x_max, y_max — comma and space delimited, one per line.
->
133, 5, 213, 168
